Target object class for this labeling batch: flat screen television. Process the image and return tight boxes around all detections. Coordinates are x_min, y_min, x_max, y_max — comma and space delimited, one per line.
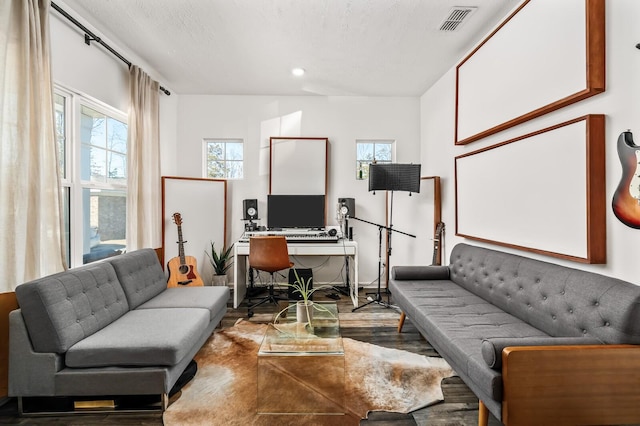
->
267, 195, 325, 229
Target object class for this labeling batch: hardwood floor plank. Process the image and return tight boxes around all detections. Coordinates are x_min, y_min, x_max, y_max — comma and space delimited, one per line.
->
412, 402, 502, 426
364, 411, 417, 425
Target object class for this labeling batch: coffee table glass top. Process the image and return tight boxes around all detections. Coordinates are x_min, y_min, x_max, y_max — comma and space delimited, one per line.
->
259, 302, 342, 355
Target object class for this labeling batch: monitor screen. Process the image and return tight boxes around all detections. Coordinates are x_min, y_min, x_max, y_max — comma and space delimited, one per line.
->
267, 195, 326, 229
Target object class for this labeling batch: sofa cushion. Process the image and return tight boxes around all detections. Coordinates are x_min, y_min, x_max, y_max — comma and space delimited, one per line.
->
108, 248, 167, 309
65, 308, 210, 368
136, 287, 229, 321
481, 336, 602, 370
15, 262, 129, 353
399, 281, 549, 401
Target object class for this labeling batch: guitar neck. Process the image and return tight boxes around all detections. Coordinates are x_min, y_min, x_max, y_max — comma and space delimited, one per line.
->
432, 239, 440, 265
176, 224, 186, 264
432, 222, 445, 266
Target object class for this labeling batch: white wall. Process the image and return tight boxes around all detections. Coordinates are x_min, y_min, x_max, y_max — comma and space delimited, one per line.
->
49, 3, 431, 288
54, 0, 640, 290
177, 96, 424, 285
421, 0, 640, 285
50, 3, 178, 177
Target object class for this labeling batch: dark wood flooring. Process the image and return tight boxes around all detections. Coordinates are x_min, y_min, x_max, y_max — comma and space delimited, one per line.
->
0, 287, 501, 425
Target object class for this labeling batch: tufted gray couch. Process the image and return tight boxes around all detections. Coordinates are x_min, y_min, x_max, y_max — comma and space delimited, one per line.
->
8, 248, 229, 412
390, 243, 640, 426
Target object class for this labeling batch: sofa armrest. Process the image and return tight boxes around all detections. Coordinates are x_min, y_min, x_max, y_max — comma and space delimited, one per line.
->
481, 336, 602, 369
502, 344, 640, 425
9, 310, 62, 396
391, 265, 449, 281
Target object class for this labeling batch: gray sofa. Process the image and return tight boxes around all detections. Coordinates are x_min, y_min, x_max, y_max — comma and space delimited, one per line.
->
9, 248, 229, 412
390, 243, 640, 426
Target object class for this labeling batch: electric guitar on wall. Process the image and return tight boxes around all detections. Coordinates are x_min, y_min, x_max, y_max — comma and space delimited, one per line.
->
431, 222, 445, 266
167, 213, 204, 287
612, 130, 640, 229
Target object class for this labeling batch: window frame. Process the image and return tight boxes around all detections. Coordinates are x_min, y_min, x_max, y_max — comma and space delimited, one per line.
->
202, 138, 244, 180
54, 84, 128, 268
355, 139, 395, 180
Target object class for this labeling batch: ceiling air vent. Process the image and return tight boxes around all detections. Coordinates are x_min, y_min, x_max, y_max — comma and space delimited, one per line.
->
439, 7, 477, 32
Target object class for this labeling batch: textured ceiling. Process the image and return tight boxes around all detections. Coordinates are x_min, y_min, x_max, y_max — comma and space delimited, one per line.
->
54, 0, 519, 96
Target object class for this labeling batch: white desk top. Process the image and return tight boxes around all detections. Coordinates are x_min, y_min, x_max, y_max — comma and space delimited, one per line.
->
234, 240, 357, 256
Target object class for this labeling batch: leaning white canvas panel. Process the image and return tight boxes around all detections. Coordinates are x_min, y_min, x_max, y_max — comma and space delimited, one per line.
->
270, 138, 327, 195
456, 120, 588, 259
162, 177, 226, 285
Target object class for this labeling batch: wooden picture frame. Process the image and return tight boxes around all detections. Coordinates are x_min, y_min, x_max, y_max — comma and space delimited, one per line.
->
454, 115, 605, 263
269, 137, 328, 195
455, 0, 605, 145
161, 177, 227, 285
422, 176, 443, 265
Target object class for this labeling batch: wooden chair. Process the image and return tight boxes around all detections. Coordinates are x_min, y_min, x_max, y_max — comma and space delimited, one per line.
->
247, 236, 293, 318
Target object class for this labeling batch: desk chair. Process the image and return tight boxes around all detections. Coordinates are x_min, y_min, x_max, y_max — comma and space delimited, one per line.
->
247, 236, 293, 318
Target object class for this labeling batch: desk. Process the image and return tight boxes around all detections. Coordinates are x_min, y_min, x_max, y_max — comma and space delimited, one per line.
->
233, 240, 358, 309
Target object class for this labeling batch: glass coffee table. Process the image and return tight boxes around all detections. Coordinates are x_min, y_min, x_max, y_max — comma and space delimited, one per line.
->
257, 302, 344, 415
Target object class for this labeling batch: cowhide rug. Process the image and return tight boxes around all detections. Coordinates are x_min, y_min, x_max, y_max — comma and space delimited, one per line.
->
163, 319, 455, 426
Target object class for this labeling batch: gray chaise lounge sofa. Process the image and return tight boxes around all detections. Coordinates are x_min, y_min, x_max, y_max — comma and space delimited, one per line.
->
390, 243, 640, 426
9, 248, 229, 412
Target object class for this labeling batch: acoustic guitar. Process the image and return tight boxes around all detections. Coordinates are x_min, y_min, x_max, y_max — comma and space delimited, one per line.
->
167, 213, 204, 287
612, 130, 640, 229
431, 222, 445, 266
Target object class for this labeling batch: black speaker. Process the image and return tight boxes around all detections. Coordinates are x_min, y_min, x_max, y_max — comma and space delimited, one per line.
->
288, 268, 313, 300
243, 199, 258, 220
338, 197, 355, 217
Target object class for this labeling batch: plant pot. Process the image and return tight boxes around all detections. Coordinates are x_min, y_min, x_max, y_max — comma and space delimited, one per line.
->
296, 300, 314, 324
212, 274, 227, 286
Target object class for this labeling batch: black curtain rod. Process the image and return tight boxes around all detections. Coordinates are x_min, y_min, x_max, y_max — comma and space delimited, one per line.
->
50, 1, 171, 96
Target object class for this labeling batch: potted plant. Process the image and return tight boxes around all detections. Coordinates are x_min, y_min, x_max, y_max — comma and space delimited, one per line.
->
206, 242, 233, 286
274, 269, 332, 328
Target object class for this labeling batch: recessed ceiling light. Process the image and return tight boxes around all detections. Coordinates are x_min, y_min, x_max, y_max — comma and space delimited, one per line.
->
291, 68, 305, 77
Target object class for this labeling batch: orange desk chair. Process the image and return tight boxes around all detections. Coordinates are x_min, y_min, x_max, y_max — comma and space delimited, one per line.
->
247, 236, 293, 318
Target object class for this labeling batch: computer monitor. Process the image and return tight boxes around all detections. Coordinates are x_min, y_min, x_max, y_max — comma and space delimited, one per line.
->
267, 195, 325, 229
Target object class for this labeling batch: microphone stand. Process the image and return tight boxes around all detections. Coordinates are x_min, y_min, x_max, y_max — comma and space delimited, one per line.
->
349, 215, 415, 312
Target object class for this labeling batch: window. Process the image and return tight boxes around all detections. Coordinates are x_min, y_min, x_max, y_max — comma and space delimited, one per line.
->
204, 139, 243, 179
55, 87, 128, 268
80, 105, 127, 185
356, 140, 394, 180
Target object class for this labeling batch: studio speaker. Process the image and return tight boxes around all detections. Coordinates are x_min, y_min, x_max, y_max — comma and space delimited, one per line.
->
243, 199, 258, 220
338, 197, 355, 217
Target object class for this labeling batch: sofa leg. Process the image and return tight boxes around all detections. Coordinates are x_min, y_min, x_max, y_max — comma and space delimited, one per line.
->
398, 311, 406, 333
161, 393, 168, 411
478, 400, 489, 426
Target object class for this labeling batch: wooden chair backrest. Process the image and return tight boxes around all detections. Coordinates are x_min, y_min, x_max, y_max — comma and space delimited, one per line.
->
249, 236, 293, 273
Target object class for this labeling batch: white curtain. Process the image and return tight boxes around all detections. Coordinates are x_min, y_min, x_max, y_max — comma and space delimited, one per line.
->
126, 65, 161, 250
0, 0, 66, 293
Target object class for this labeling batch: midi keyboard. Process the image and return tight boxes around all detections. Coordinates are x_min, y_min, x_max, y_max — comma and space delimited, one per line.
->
238, 231, 339, 243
